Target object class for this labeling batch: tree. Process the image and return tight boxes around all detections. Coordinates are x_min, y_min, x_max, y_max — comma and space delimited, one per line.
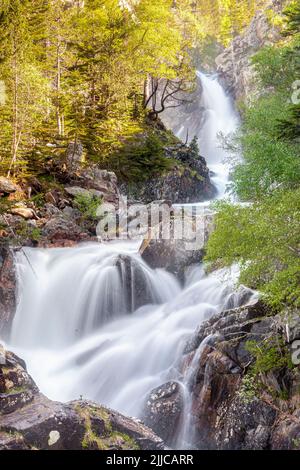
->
0, 0, 49, 176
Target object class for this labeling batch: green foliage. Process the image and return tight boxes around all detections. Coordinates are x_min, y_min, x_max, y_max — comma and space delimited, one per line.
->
111, 132, 174, 181
245, 337, 293, 376
237, 374, 259, 404
205, 189, 300, 310
207, 7, 300, 312
73, 193, 102, 220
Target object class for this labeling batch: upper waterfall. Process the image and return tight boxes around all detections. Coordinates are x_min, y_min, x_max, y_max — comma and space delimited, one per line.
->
173, 71, 240, 199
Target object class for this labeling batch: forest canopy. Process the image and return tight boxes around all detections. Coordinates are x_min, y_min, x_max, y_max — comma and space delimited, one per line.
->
0, 0, 273, 179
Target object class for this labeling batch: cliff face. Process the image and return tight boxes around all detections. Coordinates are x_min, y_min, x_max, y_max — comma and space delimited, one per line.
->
215, 0, 284, 103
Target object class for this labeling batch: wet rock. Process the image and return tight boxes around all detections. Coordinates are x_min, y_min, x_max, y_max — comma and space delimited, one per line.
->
140, 236, 204, 281
0, 247, 16, 337
114, 255, 161, 311
143, 382, 185, 444
216, 1, 283, 102
0, 345, 164, 450
216, 397, 276, 450
139, 211, 214, 280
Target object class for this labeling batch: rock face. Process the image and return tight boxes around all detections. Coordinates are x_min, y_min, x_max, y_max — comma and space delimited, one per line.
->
216, 0, 283, 102
143, 300, 300, 450
0, 248, 16, 338
0, 344, 164, 450
122, 143, 215, 204
143, 382, 185, 444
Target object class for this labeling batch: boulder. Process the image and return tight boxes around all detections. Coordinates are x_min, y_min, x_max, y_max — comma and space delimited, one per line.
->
0, 345, 164, 450
65, 186, 103, 200
70, 166, 120, 206
143, 382, 185, 444
10, 207, 36, 220
41, 214, 88, 243
139, 211, 214, 280
0, 177, 19, 195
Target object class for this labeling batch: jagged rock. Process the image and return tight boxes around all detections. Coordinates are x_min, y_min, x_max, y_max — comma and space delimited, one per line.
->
0, 177, 19, 195
0, 248, 16, 338
0, 345, 164, 450
41, 215, 88, 243
147, 299, 300, 449
70, 166, 120, 205
65, 186, 103, 200
186, 302, 300, 450
216, 0, 283, 102
216, 397, 277, 450
143, 382, 184, 444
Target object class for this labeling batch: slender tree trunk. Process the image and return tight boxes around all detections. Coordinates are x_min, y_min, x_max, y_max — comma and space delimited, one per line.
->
8, 38, 19, 177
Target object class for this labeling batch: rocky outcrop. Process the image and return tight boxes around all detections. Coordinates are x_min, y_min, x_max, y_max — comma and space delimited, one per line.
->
139, 211, 214, 280
0, 344, 164, 450
122, 143, 215, 204
143, 300, 300, 450
0, 248, 16, 338
216, 0, 284, 102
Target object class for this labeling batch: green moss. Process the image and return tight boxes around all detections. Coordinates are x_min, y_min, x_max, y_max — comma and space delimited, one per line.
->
2, 386, 28, 395
74, 404, 139, 450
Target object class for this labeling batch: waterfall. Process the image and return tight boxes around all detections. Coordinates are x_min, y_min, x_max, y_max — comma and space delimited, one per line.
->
5, 73, 247, 449
8, 245, 255, 448
175, 71, 240, 199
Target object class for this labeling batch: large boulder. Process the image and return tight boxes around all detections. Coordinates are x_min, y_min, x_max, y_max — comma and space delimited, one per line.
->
0, 344, 164, 450
139, 211, 214, 280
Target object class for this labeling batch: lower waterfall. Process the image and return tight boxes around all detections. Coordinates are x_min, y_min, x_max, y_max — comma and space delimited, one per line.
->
8, 242, 256, 448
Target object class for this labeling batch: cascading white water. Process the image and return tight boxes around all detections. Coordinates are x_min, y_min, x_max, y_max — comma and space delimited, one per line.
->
11, 241, 179, 348
8, 242, 255, 448
176, 71, 240, 199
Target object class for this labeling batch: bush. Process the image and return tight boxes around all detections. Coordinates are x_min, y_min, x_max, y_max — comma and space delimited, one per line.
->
73, 193, 102, 220
205, 189, 300, 310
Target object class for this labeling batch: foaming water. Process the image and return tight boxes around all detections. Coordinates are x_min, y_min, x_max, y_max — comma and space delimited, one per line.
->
9, 244, 255, 447
11, 241, 179, 348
